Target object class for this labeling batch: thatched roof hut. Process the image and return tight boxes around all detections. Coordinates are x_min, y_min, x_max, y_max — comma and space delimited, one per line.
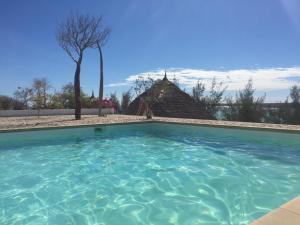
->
126, 74, 207, 119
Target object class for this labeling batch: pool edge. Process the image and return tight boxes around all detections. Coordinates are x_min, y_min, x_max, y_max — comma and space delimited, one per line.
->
1, 117, 300, 134
249, 195, 300, 225
0, 120, 153, 133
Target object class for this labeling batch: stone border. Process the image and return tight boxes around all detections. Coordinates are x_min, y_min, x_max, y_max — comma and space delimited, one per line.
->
0, 108, 114, 117
0, 115, 300, 133
0, 120, 153, 133
250, 196, 300, 225
153, 117, 300, 133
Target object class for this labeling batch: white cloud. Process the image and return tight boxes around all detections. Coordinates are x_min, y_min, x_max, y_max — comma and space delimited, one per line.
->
108, 67, 300, 92
105, 82, 129, 88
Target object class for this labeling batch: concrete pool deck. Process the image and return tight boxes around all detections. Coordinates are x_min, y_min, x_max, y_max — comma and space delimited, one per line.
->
250, 196, 300, 225
0, 115, 300, 225
1, 114, 300, 132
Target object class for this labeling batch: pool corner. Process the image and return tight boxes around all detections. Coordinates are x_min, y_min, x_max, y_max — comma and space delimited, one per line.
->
250, 196, 300, 225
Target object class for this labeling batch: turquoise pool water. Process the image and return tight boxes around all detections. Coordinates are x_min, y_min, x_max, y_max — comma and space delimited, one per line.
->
0, 123, 300, 225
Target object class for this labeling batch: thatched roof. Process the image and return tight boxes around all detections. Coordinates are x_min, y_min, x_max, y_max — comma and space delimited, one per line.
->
126, 76, 207, 119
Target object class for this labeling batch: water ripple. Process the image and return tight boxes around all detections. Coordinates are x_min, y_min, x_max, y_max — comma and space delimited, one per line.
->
0, 123, 300, 225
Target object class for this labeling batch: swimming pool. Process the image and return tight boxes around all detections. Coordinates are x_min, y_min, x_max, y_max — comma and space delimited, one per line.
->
0, 123, 300, 225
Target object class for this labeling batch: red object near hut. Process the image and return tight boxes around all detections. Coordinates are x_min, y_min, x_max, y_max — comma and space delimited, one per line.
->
100, 99, 116, 113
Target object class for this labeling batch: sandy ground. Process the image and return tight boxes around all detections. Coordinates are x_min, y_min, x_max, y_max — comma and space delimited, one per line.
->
0, 114, 300, 132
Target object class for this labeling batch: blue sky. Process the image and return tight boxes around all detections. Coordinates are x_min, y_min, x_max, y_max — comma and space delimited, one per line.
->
0, 0, 300, 102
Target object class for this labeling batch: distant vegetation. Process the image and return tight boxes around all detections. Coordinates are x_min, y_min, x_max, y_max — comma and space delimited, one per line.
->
223, 79, 265, 123
191, 78, 300, 125
1, 75, 300, 125
266, 85, 300, 124
1, 78, 97, 110
192, 78, 226, 120
121, 91, 132, 113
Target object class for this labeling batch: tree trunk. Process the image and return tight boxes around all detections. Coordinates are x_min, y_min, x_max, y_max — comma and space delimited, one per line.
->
74, 54, 82, 120
97, 43, 104, 116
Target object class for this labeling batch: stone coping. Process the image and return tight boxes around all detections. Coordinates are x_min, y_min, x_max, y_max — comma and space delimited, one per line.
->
0, 115, 149, 133
154, 117, 300, 133
250, 196, 300, 225
0, 114, 300, 133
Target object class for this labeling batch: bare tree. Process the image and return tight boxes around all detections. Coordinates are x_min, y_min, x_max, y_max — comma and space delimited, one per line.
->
57, 13, 103, 120
133, 76, 156, 97
96, 26, 111, 116
290, 85, 300, 104
14, 87, 32, 109
192, 80, 205, 103
31, 78, 51, 117
223, 79, 265, 122
109, 92, 121, 113
289, 85, 300, 123
191, 78, 226, 119
121, 90, 131, 113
